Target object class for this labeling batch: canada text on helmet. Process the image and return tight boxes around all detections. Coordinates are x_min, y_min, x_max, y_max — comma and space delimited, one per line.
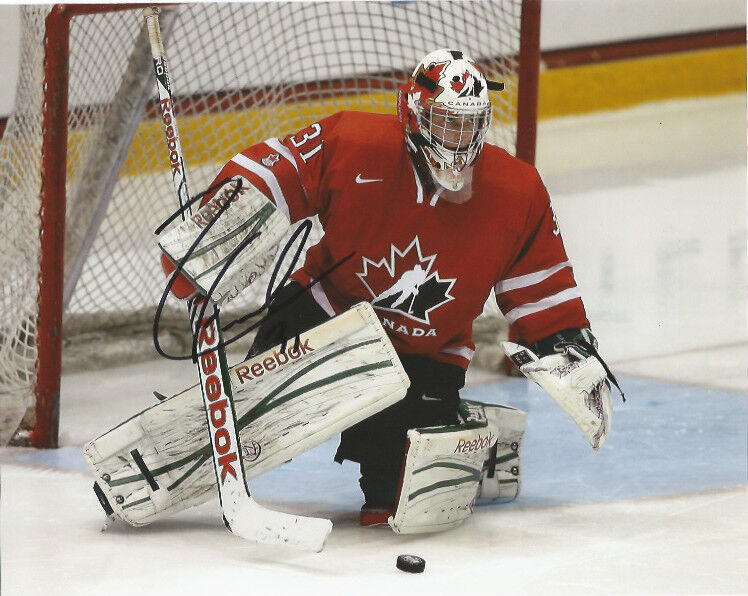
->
397, 49, 504, 192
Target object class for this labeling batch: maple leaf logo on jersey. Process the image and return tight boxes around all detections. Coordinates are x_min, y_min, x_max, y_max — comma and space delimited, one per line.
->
356, 237, 455, 325
261, 153, 280, 167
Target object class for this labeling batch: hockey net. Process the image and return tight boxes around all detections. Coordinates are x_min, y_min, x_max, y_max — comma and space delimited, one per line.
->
0, 2, 540, 447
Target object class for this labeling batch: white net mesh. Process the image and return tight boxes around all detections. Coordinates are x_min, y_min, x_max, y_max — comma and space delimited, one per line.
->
0, 1, 527, 445
0, 7, 47, 445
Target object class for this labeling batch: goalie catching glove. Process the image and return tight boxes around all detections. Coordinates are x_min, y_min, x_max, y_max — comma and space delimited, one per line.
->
502, 329, 624, 450
159, 176, 290, 304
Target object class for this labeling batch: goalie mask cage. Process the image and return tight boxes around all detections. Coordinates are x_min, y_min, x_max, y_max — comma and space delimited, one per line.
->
0, 1, 541, 448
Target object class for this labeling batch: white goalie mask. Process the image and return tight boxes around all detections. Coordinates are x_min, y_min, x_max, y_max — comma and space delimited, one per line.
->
398, 49, 498, 191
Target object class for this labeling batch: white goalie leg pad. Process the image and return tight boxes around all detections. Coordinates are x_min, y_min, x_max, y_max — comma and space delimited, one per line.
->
83, 302, 409, 527
158, 176, 290, 304
474, 402, 527, 504
388, 411, 498, 534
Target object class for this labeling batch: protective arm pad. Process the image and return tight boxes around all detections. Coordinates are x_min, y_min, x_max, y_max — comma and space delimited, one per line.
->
502, 339, 612, 449
158, 176, 290, 304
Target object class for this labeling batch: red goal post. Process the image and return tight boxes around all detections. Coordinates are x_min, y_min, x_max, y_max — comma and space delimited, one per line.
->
0, 1, 541, 448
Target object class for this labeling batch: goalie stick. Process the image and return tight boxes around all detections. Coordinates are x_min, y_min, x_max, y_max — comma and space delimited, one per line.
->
142, 6, 332, 551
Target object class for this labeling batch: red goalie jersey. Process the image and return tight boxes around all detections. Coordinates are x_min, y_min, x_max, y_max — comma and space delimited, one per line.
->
208, 111, 589, 369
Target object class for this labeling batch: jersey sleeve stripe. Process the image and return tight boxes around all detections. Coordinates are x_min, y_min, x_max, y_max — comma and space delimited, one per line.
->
495, 260, 572, 294
264, 137, 299, 172
230, 152, 291, 221
504, 287, 582, 324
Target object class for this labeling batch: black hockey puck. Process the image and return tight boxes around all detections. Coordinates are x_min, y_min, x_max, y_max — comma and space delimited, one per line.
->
396, 554, 425, 573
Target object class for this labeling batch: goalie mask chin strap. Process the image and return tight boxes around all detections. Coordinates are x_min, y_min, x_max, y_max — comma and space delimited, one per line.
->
555, 339, 626, 403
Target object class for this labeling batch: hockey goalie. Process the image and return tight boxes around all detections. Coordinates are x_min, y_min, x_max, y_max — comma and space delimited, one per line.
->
85, 49, 622, 536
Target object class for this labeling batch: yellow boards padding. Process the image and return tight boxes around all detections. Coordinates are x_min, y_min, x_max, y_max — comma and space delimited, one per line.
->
538, 46, 746, 119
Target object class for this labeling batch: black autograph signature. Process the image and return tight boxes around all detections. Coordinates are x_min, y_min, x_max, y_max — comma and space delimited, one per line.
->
152, 177, 352, 362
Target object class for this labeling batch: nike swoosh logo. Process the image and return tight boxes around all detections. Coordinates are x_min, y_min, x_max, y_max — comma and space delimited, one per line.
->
355, 174, 383, 184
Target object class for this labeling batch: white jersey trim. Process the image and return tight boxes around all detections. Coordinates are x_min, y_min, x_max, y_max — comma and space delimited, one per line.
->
504, 287, 582, 324
495, 260, 572, 294
309, 277, 336, 317
441, 345, 475, 362
265, 137, 312, 205
429, 187, 444, 207
230, 153, 291, 221
264, 138, 298, 172
410, 160, 424, 204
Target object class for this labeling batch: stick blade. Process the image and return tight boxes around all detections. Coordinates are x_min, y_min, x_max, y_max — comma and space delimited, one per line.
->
227, 499, 333, 552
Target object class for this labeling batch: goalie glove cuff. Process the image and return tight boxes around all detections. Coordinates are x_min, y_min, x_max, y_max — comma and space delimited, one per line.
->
533, 328, 625, 402
531, 327, 597, 357
552, 330, 625, 403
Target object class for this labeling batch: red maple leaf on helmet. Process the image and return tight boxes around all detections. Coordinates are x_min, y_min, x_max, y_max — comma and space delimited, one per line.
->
413, 61, 447, 100
450, 71, 471, 93
423, 61, 446, 80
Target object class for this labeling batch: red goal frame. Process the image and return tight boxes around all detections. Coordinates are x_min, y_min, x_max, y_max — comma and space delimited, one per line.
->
31, 1, 541, 448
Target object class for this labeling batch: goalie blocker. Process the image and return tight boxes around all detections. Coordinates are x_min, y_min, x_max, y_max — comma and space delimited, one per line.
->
159, 175, 290, 304
84, 303, 409, 527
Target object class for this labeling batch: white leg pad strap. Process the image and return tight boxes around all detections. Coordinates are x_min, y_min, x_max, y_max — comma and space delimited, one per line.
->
84, 303, 409, 527
475, 403, 528, 504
